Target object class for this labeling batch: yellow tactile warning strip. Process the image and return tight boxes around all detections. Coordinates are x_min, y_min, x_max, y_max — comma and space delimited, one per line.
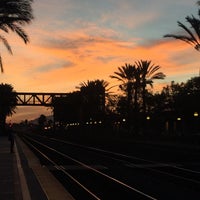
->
16, 136, 75, 200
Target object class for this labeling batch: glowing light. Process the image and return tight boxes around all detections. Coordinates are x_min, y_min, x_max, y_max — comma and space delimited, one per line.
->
194, 112, 199, 117
146, 116, 150, 120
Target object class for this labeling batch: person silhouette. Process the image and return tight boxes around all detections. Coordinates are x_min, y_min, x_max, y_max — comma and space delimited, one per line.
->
8, 124, 14, 153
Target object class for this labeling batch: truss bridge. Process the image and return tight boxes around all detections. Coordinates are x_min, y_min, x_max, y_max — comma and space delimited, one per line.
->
16, 92, 68, 106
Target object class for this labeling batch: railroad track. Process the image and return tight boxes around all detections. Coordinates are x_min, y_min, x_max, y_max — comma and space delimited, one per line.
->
20, 134, 200, 200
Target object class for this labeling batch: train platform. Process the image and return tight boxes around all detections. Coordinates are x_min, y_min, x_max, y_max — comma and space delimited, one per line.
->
0, 135, 75, 200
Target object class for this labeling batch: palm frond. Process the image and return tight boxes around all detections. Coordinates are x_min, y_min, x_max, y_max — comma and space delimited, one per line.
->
0, 24, 9, 33
178, 20, 200, 44
0, 0, 33, 72
164, 21, 198, 45
5, 23, 29, 43
135, 59, 165, 85
0, 35, 12, 54
0, 55, 3, 73
186, 15, 200, 40
148, 65, 161, 77
150, 72, 166, 80
164, 33, 198, 46
0, 0, 34, 24
164, 17, 200, 51
110, 75, 124, 82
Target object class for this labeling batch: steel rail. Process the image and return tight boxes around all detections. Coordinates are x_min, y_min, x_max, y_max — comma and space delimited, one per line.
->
49, 137, 200, 185
51, 138, 200, 170
24, 135, 157, 200
23, 137, 101, 200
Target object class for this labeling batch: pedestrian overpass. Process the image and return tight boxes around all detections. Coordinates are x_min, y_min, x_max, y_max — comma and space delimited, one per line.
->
16, 92, 68, 106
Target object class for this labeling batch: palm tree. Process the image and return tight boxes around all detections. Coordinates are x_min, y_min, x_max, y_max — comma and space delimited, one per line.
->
0, 83, 17, 134
110, 64, 140, 124
77, 79, 109, 121
163, 2, 200, 51
0, 0, 34, 72
135, 60, 166, 113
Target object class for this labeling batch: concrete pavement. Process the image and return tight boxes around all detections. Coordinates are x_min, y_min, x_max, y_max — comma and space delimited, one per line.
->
0, 135, 75, 200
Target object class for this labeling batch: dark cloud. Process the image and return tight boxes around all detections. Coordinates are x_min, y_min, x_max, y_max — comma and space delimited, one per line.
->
36, 60, 75, 73
42, 35, 129, 51
43, 36, 105, 50
96, 56, 117, 63
139, 38, 165, 48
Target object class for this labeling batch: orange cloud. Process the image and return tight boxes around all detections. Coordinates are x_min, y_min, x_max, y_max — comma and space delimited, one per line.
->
2, 28, 199, 122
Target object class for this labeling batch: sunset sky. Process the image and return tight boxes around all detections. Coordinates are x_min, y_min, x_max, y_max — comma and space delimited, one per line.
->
2, 0, 200, 123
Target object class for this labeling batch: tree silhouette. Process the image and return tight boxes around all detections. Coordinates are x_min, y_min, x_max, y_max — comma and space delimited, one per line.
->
177, 76, 200, 113
158, 78, 200, 134
0, 0, 34, 72
164, 2, 200, 52
110, 64, 140, 125
77, 79, 109, 121
135, 60, 166, 113
38, 114, 46, 130
0, 83, 17, 133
